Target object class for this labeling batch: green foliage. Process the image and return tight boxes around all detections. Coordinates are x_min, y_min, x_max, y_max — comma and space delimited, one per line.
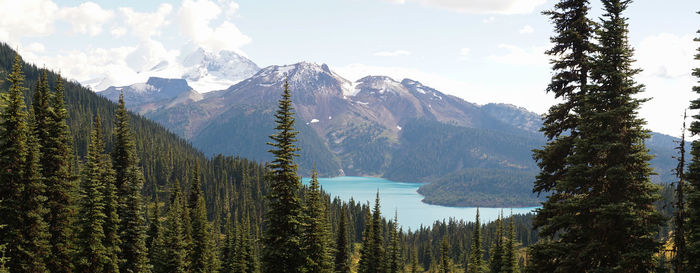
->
188, 162, 219, 273
531, 0, 663, 271
262, 80, 305, 273
75, 117, 109, 273
334, 205, 350, 273
489, 212, 503, 273
685, 10, 700, 273
466, 209, 483, 273
387, 212, 401, 273
302, 170, 334, 273
0, 54, 29, 272
439, 238, 451, 273
159, 180, 188, 273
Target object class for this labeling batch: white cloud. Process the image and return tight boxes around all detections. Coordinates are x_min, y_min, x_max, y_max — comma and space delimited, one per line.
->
519, 25, 534, 34
111, 27, 127, 38
58, 2, 114, 36
387, 0, 547, 14
27, 42, 46, 53
119, 3, 173, 40
0, 0, 58, 43
636, 33, 695, 79
459, 48, 471, 56
482, 16, 496, 23
373, 50, 411, 57
487, 44, 549, 66
178, 0, 251, 53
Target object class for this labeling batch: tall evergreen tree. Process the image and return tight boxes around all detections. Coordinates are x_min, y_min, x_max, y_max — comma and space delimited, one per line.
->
0, 54, 28, 272
531, 0, 662, 271
466, 208, 482, 273
367, 193, 385, 273
439, 238, 451, 273
39, 74, 75, 273
357, 209, 373, 273
489, 212, 504, 273
686, 10, 700, 273
75, 117, 109, 273
160, 180, 188, 273
262, 80, 305, 273
101, 138, 121, 273
410, 247, 419, 273
301, 169, 334, 273
188, 162, 218, 273
113, 93, 150, 273
387, 211, 401, 273
501, 214, 516, 273
147, 198, 165, 273
18, 109, 51, 273
673, 112, 688, 273
334, 205, 350, 273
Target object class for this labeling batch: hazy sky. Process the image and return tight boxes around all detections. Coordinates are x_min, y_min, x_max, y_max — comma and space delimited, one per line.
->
0, 0, 697, 136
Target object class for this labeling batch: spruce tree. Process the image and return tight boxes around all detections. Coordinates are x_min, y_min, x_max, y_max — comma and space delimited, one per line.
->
686, 10, 700, 273
501, 214, 516, 273
489, 212, 504, 273
387, 211, 401, 273
188, 162, 218, 273
161, 180, 188, 273
410, 247, 419, 273
18, 110, 51, 273
466, 208, 482, 273
75, 117, 109, 273
101, 144, 121, 273
334, 206, 350, 273
368, 192, 385, 273
357, 209, 373, 273
439, 238, 451, 273
531, 0, 662, 271
40, 74, 75, 273
147, 198, 165, 273
262, 80, 304, 273
113, 93, 150, 273
301, 169, 334, 273
673, 112, 688, 273
0, 54, 28, 272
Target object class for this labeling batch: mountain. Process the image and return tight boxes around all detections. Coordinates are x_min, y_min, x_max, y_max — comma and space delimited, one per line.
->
179, 48, 260, 92
100, 77, 203, 114
103, 61, 681, 207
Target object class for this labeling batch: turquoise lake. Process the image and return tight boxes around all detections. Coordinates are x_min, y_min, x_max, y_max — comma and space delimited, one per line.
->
301, 176, 538, 230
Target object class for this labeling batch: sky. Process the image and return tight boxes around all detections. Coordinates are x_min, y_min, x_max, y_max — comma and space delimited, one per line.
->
0, 0, 697, 136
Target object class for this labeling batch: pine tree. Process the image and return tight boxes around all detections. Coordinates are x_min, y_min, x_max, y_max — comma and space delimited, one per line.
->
101, 145, 121, 273
262, 80, 304, 273
0, 54, 29, 272
17, 109, 51, 273
40, 74, 75, 273
531, 0, 662, 271
387, 211, 401, 273
466, 208, 482, 273
357, 209, 373, 273
301, 169, 334, 273
160, 180, 188, 273
113, 93, 150, 273
334, 206, 350, 273
367, 193, 385, 273
686, 10, 700, 273
673, 112, 688, 273
501, 214, 516, 273
221, 218, 237, 273
188, 162, 218, 273
75, 117, 109, 273
147, 198, 165, 273
489, 212, 504, 273
410, 247, 419, 273
439, 238, 451, 273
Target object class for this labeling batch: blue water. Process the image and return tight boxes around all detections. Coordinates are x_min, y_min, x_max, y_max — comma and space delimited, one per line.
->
301, 176, 537, 230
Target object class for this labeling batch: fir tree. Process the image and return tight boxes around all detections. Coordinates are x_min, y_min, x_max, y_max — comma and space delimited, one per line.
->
301, 169, 334, 273
101, 143, 121, 273
75, 117, 109, 273
0, 54, 29, 272
357, 209, 373, 273
410, 247, 419, 273
113, 93, 150, 273
160, 180, 188, 273
531, 0, 662, 271
188, 162, 218, 273
334, 206, 350, 273
489, 212, 504, 273
18, 108, 51, 273
387, 211, 401, 273
262, 80, 305, 273
439, 238, 451, 273
686, 10, 700, 273
673, 112, 688, 273
147, 198, 165, 273
41, 74, 75, 273
466, 208, 483, 273
501, 214, 516, 273
366, 193, 386, 273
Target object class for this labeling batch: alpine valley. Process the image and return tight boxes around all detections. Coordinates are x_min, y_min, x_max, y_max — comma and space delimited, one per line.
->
98, 49, 680, 207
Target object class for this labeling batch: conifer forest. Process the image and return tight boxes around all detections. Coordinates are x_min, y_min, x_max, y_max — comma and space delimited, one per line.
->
0, 0, 698, 272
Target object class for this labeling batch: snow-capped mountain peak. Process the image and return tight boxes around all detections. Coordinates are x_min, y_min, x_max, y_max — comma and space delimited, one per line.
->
181, 48, 260, 92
